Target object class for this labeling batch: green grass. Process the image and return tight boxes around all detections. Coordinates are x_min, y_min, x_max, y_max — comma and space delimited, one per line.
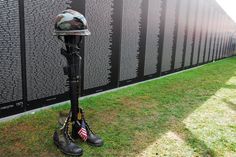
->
1, 57, 236, 157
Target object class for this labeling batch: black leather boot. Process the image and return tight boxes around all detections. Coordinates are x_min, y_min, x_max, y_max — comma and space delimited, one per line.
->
58, 109, 104, 147
72, 120, 104, 147
53, 112, 83, 156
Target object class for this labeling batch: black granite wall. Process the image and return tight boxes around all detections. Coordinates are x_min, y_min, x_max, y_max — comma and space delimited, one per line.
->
1, 0, 236, 118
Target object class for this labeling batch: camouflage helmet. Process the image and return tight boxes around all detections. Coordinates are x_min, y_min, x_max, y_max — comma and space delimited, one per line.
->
54, 9, 91, 36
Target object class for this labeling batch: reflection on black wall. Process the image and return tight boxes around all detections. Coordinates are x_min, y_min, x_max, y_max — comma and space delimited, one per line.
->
1, 0, 236, 118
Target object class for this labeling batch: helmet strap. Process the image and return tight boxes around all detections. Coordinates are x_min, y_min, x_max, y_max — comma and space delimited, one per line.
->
57, 36, 83, 50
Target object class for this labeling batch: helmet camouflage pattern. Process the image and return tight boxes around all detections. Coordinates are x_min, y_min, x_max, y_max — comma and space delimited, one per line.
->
54, 9, 91, 36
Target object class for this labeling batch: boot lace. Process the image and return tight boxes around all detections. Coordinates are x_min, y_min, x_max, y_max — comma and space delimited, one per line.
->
60, 112, 75, 143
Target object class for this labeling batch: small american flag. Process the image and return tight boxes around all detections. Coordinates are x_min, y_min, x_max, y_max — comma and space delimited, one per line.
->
78, 119, 88, 141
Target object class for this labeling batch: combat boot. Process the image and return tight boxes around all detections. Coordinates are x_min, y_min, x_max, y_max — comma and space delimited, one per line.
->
72, 109, 104, 147
53, 112, 83, 156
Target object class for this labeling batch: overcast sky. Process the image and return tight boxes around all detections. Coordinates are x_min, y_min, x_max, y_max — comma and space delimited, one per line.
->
216, 0, 236, 23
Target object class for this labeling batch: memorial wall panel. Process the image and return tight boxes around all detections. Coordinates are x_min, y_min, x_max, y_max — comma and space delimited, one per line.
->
192, 0, 203, 66
204, 1, 214, 63
198, 1, 209, 64
1, 0, 236, 118
174, 0, 189, 69
161, 0, 178, 72
119, 0, 142, 81
209, 9, 218, 61
84, 0, 114, 90
24, 0, 70, 101
0, 0, 22, 104
144, 0, 162, 76
212, 11, 221, 61
184, 0, 198, 67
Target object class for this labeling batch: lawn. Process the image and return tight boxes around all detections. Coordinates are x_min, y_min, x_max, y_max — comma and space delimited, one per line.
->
0, 57, 236, 157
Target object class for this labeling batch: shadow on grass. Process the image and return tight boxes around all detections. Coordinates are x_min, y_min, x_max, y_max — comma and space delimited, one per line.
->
223, 99, 236, 111
169, 120, 216, 156
80, 59, 236, 156
0, 58, 236, 157
223, 84, 236, 89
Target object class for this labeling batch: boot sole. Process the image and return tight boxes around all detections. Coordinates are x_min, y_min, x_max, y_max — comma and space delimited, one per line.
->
54, 140, 83, 156
73, 135, 104, 147
87, 141, 104, 147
